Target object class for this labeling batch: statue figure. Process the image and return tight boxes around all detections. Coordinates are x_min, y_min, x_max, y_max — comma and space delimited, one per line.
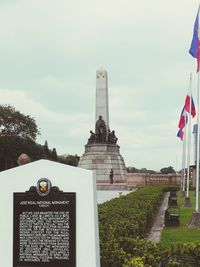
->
87, 130, 95, 144
108, 130, 118, 144
95, 115, 107, 142
86, 116, 118, 145
109, 169, 114, 184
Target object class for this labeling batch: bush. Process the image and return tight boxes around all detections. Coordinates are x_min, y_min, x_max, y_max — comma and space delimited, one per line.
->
99, 186, 200, 267
161, 242, 200, 266
98, 186, 165, 266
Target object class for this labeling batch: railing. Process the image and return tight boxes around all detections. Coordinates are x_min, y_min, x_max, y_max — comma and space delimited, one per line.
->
127, 173, 181, 187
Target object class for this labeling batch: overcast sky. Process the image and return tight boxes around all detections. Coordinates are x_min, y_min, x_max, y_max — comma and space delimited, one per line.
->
0, 0, 199, 171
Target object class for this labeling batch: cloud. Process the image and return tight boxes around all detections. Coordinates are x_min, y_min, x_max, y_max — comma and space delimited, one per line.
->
0, 88, 91, 153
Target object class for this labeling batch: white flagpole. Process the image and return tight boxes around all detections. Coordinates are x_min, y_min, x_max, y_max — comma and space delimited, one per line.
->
195, 72, 200, 212
182, 117, 187, 192
186, 74, 192, 198
195, 7, 200, 213
181, 137, 185, 190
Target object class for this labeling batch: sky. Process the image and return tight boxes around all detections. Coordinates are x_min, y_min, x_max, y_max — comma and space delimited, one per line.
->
0, 0, 199, 171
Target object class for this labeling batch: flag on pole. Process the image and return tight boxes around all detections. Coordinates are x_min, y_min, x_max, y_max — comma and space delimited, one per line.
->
189, 6, 200, 72
185, 95, 190, 111
191, 96, 196, 117
177, 107, 187, 141
184, 94, 196, 118
178, 108, 188, 129
177, 128, 184, 140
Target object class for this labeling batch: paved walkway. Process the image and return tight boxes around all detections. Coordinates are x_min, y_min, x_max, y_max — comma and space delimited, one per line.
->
147, 192, 170, 243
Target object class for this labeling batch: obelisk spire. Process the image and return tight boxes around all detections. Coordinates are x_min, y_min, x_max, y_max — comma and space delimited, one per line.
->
95, 69, 109, 130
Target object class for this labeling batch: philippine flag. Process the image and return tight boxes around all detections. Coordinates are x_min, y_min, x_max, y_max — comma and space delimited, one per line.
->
177, 128, 184, 141
189, 6, 200, 72
178, 108, 188, 129
184, 94, 196, 118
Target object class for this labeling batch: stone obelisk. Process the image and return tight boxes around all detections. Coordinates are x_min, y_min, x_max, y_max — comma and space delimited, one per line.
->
78, 69, 127, 183
96, 69, 109, 130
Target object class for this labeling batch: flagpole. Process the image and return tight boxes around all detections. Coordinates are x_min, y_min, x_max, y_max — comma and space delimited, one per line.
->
182, 121, 187, 193
195, 72, 200, 212
181, 137, 185, 191
186, 74, 192, 198
189, 4, 200, 226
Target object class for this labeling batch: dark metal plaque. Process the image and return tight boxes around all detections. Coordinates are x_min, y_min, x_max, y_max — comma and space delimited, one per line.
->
13, 179, 76, 267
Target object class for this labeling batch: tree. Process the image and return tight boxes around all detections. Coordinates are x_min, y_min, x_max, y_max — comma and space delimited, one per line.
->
58, 154, 80, 167
160, 166, 175, 174
0, 104, 40, 141
51, 148, 58, 161
126, 166, 157, 174
126, 166, 139, 173
0, 105, 41, 171
43, 140, 50, 158
0, 105, 81, 170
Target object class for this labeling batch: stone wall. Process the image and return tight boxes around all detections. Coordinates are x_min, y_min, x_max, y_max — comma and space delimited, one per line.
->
127, 173, 181, 188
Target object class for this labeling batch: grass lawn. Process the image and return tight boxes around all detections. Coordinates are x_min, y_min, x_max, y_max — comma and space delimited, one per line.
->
160, 191, 200, 247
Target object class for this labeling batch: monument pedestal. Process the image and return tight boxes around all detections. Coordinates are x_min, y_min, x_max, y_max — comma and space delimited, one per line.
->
180, 190, 186, 197
78, 143, 127, 182
189, 212, 200, 228
184, 197, 192, 207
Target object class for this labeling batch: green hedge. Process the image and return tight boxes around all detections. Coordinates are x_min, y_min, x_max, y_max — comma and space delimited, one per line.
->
98, 186, 165, 267
98, 186, 200, 267
161, 242, 200, 267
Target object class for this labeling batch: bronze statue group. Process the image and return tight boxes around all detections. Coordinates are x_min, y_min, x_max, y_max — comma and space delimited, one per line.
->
87, 115, 118, 145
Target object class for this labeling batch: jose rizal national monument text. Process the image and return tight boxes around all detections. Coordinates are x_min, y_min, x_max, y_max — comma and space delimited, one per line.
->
0, 160, 100, 267
78, 69, 127, 183
13, 179, 76, 266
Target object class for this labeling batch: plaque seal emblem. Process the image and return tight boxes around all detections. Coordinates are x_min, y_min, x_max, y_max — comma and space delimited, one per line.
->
37, 178, 51, 196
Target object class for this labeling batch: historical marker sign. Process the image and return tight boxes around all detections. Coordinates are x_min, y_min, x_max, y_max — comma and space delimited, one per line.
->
13, 178, 76, 267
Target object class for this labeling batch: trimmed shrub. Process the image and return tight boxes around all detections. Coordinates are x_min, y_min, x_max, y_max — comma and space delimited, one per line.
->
98, 186, 165, 266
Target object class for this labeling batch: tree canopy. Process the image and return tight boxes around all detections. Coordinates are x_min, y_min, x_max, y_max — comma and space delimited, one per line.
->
0, 105, 80, 171
0, 104, 40, 141
160, 166, 176, 174
0, 105, 41, 170
127, 166, 157, 174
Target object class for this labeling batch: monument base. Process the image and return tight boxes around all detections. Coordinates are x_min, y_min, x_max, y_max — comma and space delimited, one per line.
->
184, 197, 192, 208
189, 212, 200, 228
180, 190, 186, 197
78, 143, 127, 182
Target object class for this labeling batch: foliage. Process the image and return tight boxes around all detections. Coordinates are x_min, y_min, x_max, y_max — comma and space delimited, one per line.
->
161, 227, 200, 248
99, 186, 200, 267
162, 185, 179, 192
160, 191, 200, 247
57, 154, 80, 167
121, 237, 162, 267
123, 256, 145, 267
160, 166, 176, 174
0, 105, 81, 170
98, 186, 165, 266
127, 166, 177, 174
127, 166, 157, 174
0, 104, 40, 140
0, 105, 42, 170
160, 242, 200, 266
0, 135, 45, 170
51, 148, 58, 161
99, 224, 127, 267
